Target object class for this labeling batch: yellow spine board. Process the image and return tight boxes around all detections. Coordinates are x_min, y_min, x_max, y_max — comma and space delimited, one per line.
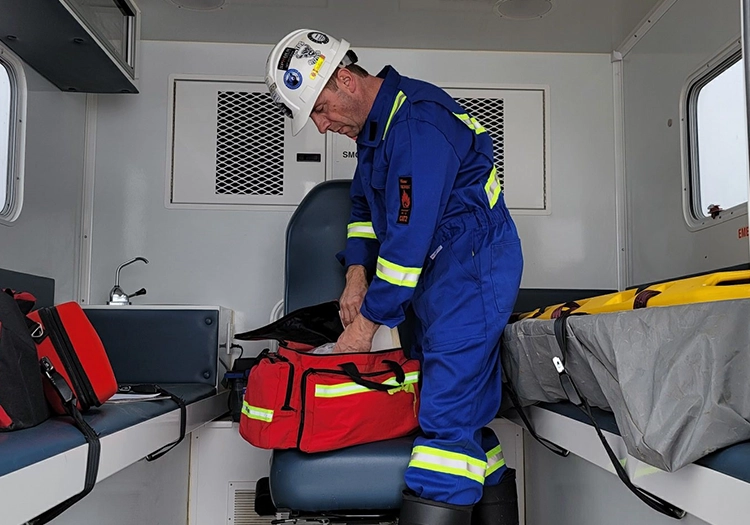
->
516, 271, 750, 320
638, 270, 750, 307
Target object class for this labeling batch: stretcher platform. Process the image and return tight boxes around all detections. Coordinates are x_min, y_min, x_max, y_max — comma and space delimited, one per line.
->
537, 402, 750, 484
520, 403, 750, 525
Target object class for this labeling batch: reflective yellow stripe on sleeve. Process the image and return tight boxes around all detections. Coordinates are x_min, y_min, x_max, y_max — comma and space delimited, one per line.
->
485, 444, 506, 477
376, 257, 421, 288
347, 221, 377, 240
383, 91, 407, 140
453, 112, 487, 134
242, 401, 273, 423
409, 445, 487, 484
315, 371, 420, 398
484, 166, 502, 209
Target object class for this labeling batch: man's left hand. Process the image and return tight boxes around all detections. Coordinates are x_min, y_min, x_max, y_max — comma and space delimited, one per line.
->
333, 314, 380, 353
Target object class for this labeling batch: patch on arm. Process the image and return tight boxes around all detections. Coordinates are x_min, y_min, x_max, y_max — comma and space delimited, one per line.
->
397, 177, 412, 225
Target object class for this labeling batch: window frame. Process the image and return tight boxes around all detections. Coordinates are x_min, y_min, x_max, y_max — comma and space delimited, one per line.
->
681, 40, 748, 230
0, 44, 26, 225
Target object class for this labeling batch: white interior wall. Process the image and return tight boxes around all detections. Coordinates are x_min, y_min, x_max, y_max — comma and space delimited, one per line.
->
87, 41, 616, 341
623, 0, 746, 286
0, 63, 86, 301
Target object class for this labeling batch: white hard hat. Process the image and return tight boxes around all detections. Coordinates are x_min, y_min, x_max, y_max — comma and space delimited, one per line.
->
265, 29, 355, 135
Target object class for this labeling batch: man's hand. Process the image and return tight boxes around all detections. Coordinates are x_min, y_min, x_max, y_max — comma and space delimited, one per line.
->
339, 265, 368, 327
333, 314, 379, 353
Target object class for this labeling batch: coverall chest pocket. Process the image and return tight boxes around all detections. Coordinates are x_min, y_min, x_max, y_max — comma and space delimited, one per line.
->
370, 166, 387, 190
368, 167, 388, 231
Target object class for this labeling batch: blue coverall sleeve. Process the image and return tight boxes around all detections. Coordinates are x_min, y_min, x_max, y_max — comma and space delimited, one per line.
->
336, 170, 380, 277
360, 118, 460, 327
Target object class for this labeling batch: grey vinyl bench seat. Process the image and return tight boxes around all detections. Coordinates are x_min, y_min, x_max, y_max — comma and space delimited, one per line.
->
0, 383, 216, 478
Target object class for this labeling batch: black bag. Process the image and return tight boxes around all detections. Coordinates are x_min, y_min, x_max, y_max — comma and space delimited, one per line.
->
0, 289, 50, 430
234, 300, 344, 345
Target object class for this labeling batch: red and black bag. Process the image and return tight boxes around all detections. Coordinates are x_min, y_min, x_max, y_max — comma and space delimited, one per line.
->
27, 301, 118, 413
235, 301, 421, 453
0, 292, 107, 524
0, 290, 50, 430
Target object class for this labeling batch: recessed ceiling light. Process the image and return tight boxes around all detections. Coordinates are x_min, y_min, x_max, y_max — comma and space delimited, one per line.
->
166, 0, 226, 11
494, 0, 553, 20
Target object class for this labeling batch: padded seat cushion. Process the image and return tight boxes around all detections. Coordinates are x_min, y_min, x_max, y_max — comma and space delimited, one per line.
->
269, 436, 415, 512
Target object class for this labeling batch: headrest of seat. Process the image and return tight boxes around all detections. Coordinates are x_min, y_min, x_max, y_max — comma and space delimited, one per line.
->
284, 180, 352, 314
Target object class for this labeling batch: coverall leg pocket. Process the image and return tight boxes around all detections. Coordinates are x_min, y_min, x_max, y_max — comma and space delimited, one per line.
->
490, 241, 523, 313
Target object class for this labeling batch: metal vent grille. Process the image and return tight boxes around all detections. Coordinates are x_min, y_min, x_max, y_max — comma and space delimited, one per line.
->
215, 91, 284, 196
231, 488, 273, 525
454, 97, 505, 188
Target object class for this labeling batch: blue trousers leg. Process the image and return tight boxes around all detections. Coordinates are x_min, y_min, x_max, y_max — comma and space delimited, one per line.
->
405, 214, 522, 506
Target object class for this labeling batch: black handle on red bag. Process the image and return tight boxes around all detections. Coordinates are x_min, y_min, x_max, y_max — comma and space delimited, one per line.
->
339, 360, 406, 392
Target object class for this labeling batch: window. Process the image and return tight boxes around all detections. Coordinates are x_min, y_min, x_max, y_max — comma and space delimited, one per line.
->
0, 45, 26, 223
685, 49, 749, 223
0, 64, 9, 211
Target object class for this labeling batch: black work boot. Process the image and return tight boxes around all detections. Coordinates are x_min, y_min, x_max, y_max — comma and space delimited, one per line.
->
399, 491, 473, 525
472, 469, 519, 525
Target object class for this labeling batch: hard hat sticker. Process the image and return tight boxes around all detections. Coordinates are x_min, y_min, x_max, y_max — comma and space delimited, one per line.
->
295, 41, 323, 65
308, 32, 330, 44
277, 47, 295, 71
284, 69, 303, 90
310, 55, 326, 80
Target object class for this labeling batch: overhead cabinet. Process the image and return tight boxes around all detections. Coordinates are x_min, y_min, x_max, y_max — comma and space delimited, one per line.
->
0, 0, 139, 93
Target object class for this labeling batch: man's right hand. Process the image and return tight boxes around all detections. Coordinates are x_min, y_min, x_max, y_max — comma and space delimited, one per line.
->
339, 265, 368, 327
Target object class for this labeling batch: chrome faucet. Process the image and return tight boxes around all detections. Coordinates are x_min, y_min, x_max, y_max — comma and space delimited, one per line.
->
108, 257, 149, 305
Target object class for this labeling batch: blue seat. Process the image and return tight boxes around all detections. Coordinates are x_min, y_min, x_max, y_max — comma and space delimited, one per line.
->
268, 180, 413, 514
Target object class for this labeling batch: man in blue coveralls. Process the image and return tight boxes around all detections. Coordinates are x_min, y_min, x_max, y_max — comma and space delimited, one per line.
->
266, 29, 523, 525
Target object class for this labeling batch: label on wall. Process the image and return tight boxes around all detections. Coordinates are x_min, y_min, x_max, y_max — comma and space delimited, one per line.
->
328, 135, 359, 181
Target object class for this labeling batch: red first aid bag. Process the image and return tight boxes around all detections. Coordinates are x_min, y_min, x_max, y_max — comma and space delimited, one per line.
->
27, 302, 118, 414
235, 302, 421, 453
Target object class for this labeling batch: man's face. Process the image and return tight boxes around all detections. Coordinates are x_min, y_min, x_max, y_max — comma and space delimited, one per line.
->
309, 73, 365, 140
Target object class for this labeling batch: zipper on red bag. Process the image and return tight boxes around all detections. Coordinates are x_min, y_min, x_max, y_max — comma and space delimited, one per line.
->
296, 369, 313, 447
39, 307, 97, 410
272, 351, 295, 411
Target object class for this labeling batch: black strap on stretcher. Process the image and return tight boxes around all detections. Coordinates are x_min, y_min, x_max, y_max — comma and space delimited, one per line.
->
552, 314, 686, 520
500, 356, 569, 458
30, 357, 102, 525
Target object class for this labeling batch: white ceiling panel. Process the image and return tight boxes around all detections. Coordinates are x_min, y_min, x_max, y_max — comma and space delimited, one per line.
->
138, 0, 664, 53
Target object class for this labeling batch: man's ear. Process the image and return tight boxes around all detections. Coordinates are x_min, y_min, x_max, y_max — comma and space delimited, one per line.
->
337, 68, 356, 93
